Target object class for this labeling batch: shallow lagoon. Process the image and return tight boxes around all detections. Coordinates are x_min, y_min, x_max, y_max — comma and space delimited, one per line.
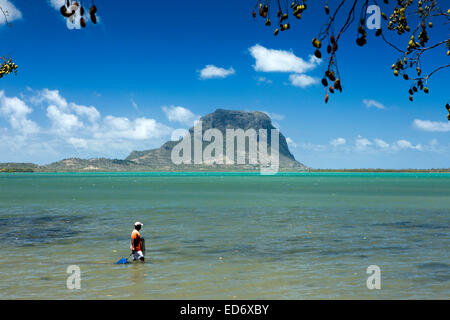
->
0, 172, 449, 299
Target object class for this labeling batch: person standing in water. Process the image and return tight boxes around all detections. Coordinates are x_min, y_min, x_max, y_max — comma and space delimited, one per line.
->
131, 222, 145, 262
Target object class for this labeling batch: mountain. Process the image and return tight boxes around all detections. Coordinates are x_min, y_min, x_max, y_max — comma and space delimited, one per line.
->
7, 109, 308, 172
125, 109, 306, 171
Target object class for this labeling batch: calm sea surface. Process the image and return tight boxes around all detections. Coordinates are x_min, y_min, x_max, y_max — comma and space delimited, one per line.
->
0, 172, 449, 299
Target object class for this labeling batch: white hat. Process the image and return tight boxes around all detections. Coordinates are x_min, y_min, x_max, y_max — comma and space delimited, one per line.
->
134, 221, 143, 227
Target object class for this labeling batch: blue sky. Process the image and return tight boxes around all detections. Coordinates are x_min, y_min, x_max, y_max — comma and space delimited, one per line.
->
0, 0, 449, 168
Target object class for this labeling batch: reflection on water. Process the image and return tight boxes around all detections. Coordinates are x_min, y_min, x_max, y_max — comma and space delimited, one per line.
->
0, 173, 449, 299
130, 264, 145, 296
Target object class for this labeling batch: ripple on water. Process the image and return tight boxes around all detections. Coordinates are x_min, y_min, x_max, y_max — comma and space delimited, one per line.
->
0, 211, 89, 247
372, 221, 449, 231
415, 263, 450, 282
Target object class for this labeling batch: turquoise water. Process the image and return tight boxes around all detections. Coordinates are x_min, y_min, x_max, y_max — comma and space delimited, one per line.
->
0, 172, 449, 299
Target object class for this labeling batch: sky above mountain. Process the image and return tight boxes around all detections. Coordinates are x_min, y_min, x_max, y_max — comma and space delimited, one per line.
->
0, 0, 449, 168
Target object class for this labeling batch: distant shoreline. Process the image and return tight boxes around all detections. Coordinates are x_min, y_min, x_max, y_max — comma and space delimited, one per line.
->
1, 162, 449, 174
1, 168, 449, 173
309, 169, 450, 173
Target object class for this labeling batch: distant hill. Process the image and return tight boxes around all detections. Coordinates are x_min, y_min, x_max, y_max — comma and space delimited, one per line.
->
8, 109, 308, 172
124, 109, 306, 172
39, 158, 141, 172
0, 163, 38, 173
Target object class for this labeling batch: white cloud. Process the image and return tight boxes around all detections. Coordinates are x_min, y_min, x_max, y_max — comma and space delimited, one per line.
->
68, 137, 88, 149
98, 116, 172, 140
0, 91, 39, 135
48, 0, 64, 10
330, 137, 346, 147
263, 111, 284, 121
291, 136, 445, 165
255, 76, 273, 84
199, 65, 235, 79
289, 74, 319, 88
426, 139, 448, 153
71, 104, 101, 123
104, 115, 130, 131
0, 0, 22, 25
162, 106, 199, 126
355, 135, 372, 149
46, 104, 83, 134
413, 119, 450, 132
286, 137, 297, 149
31, 88, 100, 124
394, 139, 422, 150
395, 140, 411, 149
249, 44, 320, 74
363, 99, 386, 110
249, 44, 320, 89
374, 138, 389, 148
296, 142, 327, 152
0, 89, 174, 163
31, 88, 68, 110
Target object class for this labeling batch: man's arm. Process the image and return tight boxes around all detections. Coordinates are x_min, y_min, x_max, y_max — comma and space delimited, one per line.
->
131, 234, 136, 253
133, 235, 140, 252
